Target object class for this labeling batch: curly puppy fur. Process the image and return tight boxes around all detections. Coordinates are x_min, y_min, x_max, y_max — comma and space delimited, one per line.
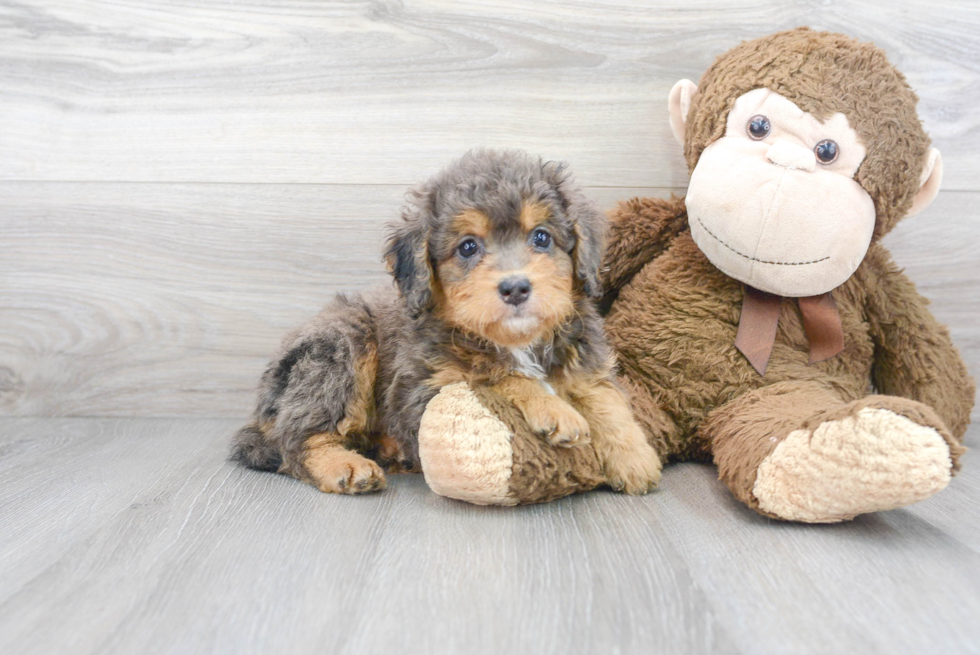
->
232, 149, 660, 495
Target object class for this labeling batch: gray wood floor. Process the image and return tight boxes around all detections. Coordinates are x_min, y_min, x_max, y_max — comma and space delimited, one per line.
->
1, 419, 979, 655
2, 1, 980, 654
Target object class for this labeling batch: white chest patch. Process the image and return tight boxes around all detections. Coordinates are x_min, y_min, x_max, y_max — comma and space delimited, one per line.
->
510, 348, 555, 394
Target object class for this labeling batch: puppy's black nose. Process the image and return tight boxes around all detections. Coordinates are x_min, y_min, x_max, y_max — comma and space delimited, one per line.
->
498, 276, 532, 306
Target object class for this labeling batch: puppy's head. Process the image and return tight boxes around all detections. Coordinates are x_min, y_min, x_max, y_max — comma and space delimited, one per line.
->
384, 148, 605, 348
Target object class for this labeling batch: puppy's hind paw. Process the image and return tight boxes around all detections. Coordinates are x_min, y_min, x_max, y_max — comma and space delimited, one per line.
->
305, 448, 387, 495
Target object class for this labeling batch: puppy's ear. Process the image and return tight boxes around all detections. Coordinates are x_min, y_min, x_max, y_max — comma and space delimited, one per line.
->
571, 206, 606, 299
546, 162, 606, 299
384, 195, 434, 318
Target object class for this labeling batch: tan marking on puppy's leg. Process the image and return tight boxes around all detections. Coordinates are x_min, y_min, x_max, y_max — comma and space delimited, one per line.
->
302, 432, 386, 494
425, 362, 470, 391
377, 435, 403, 462
375, 434, 415, 473
491, 375, 590, 447
336, 343, 379, 438
566, 379, 662, 495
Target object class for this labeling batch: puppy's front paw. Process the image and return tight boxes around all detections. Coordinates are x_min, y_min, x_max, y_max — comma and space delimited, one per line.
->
601, 424, 662, 495
305, 448, 387, 494
522, 397, 591, 447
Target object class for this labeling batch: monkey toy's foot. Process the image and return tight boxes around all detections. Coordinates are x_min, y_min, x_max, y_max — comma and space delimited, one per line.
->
752, 397, 959, 523
417, 382, 605, 506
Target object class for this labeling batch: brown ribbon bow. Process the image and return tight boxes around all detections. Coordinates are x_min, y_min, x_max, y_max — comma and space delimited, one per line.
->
734, 285, 845, 376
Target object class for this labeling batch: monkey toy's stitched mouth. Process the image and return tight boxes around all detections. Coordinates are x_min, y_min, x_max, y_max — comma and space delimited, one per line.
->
694, 216, 830, 266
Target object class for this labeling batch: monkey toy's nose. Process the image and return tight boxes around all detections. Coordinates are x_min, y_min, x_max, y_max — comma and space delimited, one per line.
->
498, 276, 532, 306
766, 140, 816, 172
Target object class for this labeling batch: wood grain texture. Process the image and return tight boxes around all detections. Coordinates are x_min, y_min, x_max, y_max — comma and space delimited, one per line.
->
1, 0, 978, 189
3, 5, 979, 653
0, 418, 977, 655
2, 183, 978, 418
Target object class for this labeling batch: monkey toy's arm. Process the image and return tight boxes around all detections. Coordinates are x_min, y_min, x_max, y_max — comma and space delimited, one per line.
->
601, 194, 690, 295
862, 244, 976, 440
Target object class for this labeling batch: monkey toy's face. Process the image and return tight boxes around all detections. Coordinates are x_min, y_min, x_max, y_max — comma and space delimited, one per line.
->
683, 88, 876, 298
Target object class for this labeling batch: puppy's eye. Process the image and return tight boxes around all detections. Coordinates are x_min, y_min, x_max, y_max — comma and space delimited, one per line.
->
747, 115, 771, 140
814, 139, 839, 164
457, 238, 479, 259
531, 229, 552, 249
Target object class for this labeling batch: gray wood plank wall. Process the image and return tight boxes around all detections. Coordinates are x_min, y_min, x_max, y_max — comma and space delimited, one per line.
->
2, 0, 979, 418
3, 5, 980, 655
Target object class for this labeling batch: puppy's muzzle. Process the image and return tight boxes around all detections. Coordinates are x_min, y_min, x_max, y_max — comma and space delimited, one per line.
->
498, 276, 532, 306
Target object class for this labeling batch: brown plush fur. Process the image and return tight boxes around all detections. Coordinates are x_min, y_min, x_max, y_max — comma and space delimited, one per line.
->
592, 29, 975, 518
603, 199, 973, 519
468, 384, 606, 502
418, 28, 973, 516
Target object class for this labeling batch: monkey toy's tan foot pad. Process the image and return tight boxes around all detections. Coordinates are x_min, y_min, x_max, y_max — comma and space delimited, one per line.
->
418, 382, 605, 506
753, 404, 955, 523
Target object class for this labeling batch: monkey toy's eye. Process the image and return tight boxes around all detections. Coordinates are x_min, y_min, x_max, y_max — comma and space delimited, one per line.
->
531, 228, 552, 249
814, 139, 839, 164
457, 237, 480, 258
747, 115, 771, 140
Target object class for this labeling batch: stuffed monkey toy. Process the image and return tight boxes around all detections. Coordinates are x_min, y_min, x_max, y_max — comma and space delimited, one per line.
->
418, 28, 975, 521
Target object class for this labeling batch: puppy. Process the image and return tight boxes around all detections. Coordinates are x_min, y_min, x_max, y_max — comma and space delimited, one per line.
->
231, 149, 662, 495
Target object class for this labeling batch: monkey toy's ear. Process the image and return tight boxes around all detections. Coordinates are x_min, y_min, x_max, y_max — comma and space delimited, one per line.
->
909, 148, 943, 216
668, 79, 699, 147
